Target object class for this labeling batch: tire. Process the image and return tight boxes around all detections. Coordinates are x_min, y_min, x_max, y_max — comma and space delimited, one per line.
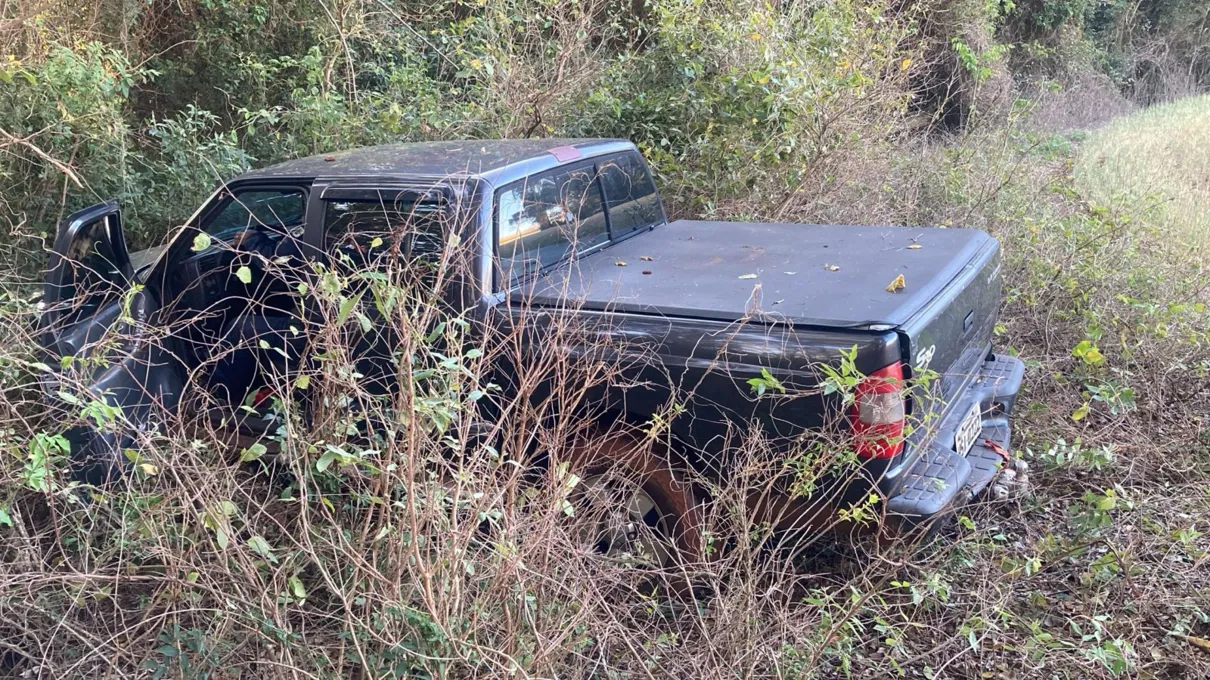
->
555, 427, 707, 571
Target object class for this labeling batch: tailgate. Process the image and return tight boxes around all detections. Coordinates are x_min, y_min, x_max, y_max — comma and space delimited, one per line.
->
898, 237, 1002, 408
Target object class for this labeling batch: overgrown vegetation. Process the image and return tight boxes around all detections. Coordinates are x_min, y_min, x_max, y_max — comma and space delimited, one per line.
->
2, 0, 1210, 677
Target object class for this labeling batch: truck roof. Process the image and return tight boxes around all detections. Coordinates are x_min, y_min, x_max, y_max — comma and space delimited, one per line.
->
238, 138, 635, 185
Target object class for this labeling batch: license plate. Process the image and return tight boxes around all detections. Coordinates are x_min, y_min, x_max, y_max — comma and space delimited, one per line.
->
954, 402, 982, 457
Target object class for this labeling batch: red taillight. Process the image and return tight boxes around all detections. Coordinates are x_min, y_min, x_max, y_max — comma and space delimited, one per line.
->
849, 362, 906, 459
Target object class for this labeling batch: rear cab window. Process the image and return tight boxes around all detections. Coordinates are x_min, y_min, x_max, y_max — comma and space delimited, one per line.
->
497, 164, 607, 284
495, 151, 664, 289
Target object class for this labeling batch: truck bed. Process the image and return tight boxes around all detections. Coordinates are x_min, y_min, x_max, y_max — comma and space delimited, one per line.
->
531, 220, 994, 329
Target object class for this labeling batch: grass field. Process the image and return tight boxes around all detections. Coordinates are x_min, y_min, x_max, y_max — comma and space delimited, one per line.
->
1077, 94, 1210, 248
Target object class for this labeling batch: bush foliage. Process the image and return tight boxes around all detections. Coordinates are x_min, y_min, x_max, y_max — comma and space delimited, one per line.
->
2, 0, 1202, 249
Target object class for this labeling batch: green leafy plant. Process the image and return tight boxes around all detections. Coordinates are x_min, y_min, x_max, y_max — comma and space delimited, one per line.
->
1085, 380, 1136, 415
1071, 339, 1106, 365
746, 367, 786, 397
22, 432, 70, 492
819, 345, 863, 403
1071, 488, 1126, 534
1034, 437, 1115, 471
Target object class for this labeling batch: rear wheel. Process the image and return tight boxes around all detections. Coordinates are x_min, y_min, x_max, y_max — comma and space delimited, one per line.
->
557, 429, 706, 576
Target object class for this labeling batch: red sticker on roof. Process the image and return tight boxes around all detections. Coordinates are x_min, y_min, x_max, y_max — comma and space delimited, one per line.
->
547, 145, 582, 162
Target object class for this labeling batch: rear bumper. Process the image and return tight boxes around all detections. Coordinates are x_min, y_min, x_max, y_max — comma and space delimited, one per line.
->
883, 352, 1026, 522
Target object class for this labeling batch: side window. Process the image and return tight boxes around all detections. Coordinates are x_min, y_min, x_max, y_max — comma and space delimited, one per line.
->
600, 152, 663, 238
204, 189, 307, 241
323, 191, 446, 267
496, 165, 607, 285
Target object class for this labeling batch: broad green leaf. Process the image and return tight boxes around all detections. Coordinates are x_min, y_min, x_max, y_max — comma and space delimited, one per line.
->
235, 266, 252, 284
424, 322, 446, 344
288, 575, 307, 600
315, 451, 336, 473
0, 507, 12, 527
247, 534, 278, 563
1072, 340, 1106, 365
239, 443, 267, 463
337, 293, 360, 326
192, 233, 212, 252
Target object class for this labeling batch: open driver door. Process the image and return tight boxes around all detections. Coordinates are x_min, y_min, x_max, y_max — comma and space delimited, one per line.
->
40, 201, 182, 485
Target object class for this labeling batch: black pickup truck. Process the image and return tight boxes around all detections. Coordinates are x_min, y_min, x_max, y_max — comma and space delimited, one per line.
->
39, 138, 1023, 559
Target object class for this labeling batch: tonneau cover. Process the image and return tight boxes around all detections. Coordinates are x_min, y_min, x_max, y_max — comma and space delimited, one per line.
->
528, 220, 994, 329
